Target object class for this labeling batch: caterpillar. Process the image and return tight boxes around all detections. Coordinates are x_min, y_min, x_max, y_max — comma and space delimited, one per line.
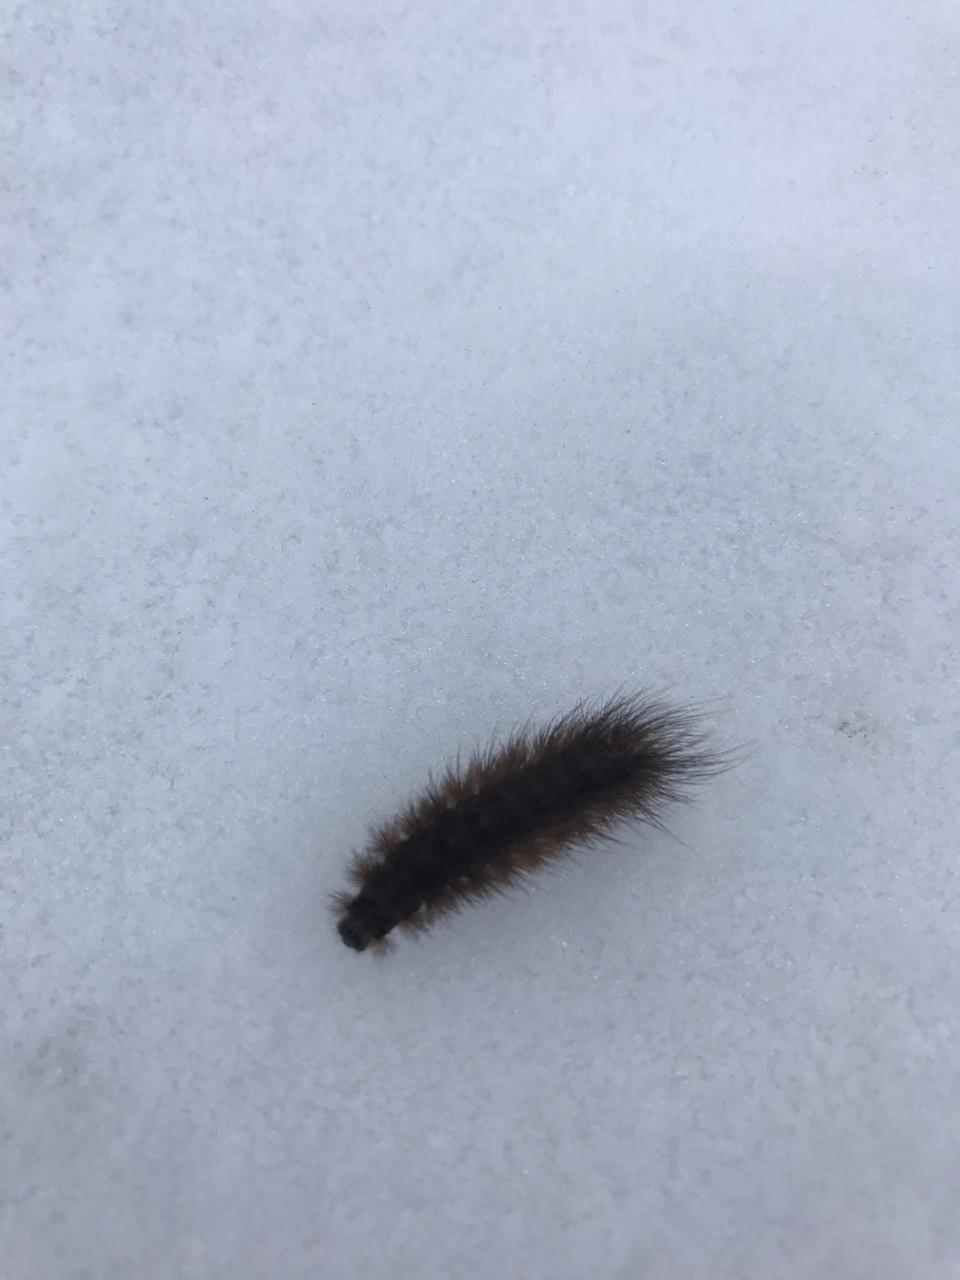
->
333, 692, 729, 952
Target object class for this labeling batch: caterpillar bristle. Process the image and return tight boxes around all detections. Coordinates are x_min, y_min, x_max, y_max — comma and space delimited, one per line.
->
332, 692, 732, 953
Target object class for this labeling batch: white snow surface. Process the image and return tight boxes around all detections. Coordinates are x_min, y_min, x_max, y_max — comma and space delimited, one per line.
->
3, 3, 959, 1278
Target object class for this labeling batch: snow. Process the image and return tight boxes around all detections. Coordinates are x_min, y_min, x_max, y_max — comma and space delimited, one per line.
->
3, 3, 959, 1277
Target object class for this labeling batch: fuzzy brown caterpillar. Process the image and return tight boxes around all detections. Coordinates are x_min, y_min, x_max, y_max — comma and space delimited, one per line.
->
333, 693, 728, 952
